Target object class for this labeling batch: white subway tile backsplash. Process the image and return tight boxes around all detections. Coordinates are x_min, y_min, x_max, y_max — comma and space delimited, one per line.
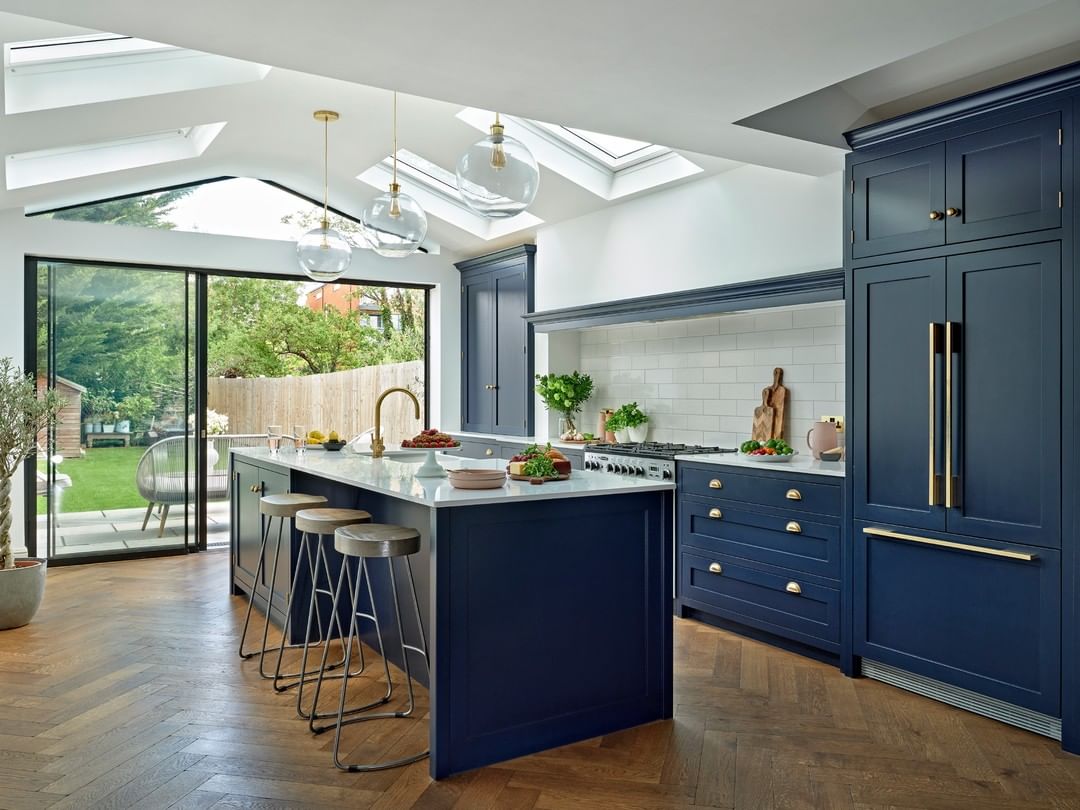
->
578, 303, 845, 454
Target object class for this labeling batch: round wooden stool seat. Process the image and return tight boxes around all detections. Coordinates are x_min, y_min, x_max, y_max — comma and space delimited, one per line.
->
295, 508, 372, 534
335, 524, 421, 559
259, 493, 327, 518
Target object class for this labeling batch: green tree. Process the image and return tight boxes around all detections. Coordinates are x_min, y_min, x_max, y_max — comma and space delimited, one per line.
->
46, 187, 194, 228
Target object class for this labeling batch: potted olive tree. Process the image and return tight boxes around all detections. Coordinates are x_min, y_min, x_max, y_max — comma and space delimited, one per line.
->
0, 358, 64, 630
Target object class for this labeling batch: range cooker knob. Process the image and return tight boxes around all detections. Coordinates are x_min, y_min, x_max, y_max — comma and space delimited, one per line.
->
635, 466, 645, 476
606, 463, 615, 473
662, 468, 673, 479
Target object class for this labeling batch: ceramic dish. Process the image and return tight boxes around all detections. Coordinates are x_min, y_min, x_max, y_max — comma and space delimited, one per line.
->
740, 451, 799, 463
322, 440, 346, 451
447, 469, 507, 489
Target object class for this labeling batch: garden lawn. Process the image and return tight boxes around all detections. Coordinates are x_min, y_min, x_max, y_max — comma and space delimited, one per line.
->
38, 446, 147, 513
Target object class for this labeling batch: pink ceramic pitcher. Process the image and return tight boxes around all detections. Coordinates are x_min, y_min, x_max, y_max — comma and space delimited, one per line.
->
806, 420, 838, 460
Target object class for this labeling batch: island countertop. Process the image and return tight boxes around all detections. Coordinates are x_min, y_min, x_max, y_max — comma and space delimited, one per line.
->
231, 446, 674, 508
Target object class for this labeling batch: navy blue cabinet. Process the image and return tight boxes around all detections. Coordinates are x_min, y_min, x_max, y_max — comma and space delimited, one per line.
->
676, 462, 843, 659
846, 64, 1076, 748
853, 245, 1060, 547
851, 109, 1063, 259
231, 457, 291, 624
945, 244, 1060, 547
457, 246, 535, 436
854, 521, 1060, 715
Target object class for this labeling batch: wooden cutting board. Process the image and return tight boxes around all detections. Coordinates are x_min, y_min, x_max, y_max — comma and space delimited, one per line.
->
768, 367, 788, 439
751, 388, 775, 442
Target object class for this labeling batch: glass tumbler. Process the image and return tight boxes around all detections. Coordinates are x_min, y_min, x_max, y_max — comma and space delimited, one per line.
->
293, 425, 306, 455
267, 424, 282, 455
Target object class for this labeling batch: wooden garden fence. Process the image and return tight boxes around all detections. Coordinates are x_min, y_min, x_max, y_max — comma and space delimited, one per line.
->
207, 361, 425, 445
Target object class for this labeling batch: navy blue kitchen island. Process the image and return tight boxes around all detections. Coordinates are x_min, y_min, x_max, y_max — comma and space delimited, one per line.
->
230, 447, 674, 778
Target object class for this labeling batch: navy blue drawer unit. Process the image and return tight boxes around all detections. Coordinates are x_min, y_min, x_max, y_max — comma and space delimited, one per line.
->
680, 465, 841, 517
680, 497, 840, 580
676, 461, 843, 659
681, 551, 840, 653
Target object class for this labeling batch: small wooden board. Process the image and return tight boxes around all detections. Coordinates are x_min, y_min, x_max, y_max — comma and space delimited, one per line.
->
751, 389, 775, 443
508, 472, 571, 484
767, 367, 788, 439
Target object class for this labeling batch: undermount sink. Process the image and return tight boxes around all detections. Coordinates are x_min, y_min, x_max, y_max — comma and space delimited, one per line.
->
350, 447, 429, 461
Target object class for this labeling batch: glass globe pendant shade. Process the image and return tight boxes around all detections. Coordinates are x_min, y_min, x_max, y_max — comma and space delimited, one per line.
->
456, 119, 539, 218
296, 220, 352, 281
361, 183, 428, 258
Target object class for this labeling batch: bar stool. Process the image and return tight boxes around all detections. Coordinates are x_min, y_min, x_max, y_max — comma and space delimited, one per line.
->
309, 523, 430, 772
282, 507, 372, 707
237, 492, 327, 679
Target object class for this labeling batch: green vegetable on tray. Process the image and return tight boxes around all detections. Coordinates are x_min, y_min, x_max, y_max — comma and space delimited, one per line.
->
740, 438, 794, 456
522, 455, 558, 478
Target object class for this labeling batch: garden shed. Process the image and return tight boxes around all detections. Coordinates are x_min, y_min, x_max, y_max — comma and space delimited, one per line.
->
36, 374, 85, 456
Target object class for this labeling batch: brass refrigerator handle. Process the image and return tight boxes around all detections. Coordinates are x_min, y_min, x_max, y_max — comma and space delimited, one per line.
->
862, 527, 1036, 562
928, 323, 939, 506
944, 321, 956, 508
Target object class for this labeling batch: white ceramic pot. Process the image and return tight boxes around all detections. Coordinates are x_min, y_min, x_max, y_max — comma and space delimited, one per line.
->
102, 424, 115, 433
614, 428, 630, 442
628, 423, 648, 443
0, 558, 47, 630
206, 440, 220, 468
116, 420, 131, 433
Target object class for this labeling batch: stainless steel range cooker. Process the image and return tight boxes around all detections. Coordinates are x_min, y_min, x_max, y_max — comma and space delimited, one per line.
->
584, 442, 736, 480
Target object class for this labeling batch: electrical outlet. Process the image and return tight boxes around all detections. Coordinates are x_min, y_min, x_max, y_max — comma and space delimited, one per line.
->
821, 415, 844, 431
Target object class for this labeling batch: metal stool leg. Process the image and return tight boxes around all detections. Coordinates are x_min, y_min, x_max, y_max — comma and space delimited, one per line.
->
309, 558, 393, 735
296, 537, 366, 720
330, 556, 430, 772
238, 514, 275, 660
256, 517, 288, 679
272, 531, 343, 692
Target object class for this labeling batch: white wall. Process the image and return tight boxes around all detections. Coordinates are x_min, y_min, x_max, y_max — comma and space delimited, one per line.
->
534, 165, 843, 311
577, 304, 845, 454
0, 209, 461, 556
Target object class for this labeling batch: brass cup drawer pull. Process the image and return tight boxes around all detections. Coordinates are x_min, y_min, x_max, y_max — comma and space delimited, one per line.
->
708, 508, 722, 519
785, 521, 802, 534
708, 479, 723, 489
785, 581, 802, 594
708, 562, 723, 574
785, 488, 802, 501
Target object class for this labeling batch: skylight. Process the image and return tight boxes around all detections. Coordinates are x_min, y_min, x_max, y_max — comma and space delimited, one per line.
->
562, 127, 653, 160
4, 33, 271, 114
456, 108, 701, 200
358, 150, 543, 241
5, 123, 226, 189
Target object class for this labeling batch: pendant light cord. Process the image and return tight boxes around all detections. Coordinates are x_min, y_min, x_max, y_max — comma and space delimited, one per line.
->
322, 114, 329, 229
392, 91, 399, 187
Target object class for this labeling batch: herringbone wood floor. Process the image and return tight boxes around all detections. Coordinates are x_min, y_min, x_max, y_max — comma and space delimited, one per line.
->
2, 553, 1079, 809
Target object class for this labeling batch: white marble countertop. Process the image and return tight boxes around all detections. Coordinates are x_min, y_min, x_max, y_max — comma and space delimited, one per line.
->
232, 447, 673, 508
675, 452, 845, 478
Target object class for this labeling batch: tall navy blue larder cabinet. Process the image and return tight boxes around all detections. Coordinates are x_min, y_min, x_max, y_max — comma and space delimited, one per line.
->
845, 64, 1079, 752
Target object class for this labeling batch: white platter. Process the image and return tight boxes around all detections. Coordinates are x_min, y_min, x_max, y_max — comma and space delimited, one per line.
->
739, 450, 799, 463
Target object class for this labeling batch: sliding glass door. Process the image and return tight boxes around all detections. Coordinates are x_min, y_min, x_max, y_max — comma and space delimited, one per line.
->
35, 261, 200, 561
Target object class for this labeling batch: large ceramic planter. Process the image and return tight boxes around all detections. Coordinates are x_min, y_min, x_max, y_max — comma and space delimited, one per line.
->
0, 558, 46, 630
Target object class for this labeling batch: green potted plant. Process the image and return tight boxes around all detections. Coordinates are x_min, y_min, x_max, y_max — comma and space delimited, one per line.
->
0, 358, 65, 630
610, 402, 649, 443
535, 371, 594, 441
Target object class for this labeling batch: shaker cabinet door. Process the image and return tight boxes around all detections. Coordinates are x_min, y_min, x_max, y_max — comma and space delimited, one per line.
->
944, 244, 1061, 547
853, 259, 946, 531
493, 267, 529, 435
851, 144, 945, 258
944, 112, 1062, 244
461, 276, 496, 433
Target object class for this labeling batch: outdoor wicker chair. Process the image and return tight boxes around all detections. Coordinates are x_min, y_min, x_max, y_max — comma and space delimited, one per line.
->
136, 433, 266, 536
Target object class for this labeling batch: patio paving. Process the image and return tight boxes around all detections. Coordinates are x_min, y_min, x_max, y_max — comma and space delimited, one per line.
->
37, 501, 231, 557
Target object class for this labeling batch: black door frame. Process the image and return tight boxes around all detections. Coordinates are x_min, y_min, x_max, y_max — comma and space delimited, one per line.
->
24, 256, 433, 565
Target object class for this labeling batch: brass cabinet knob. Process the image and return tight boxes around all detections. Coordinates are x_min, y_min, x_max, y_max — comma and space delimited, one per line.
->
708, 479, 723, 489
786, 521, 802, 534
946, 207, 961, 217
785, 488, 802, 501
708, 508, 722, 519
485, 448, 493, 456
929, 210, 944, 220
708, 562, 723, 574
785, 581, 802, 594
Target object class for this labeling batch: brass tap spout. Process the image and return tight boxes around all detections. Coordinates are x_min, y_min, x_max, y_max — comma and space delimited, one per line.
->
371, 387, 421, 458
